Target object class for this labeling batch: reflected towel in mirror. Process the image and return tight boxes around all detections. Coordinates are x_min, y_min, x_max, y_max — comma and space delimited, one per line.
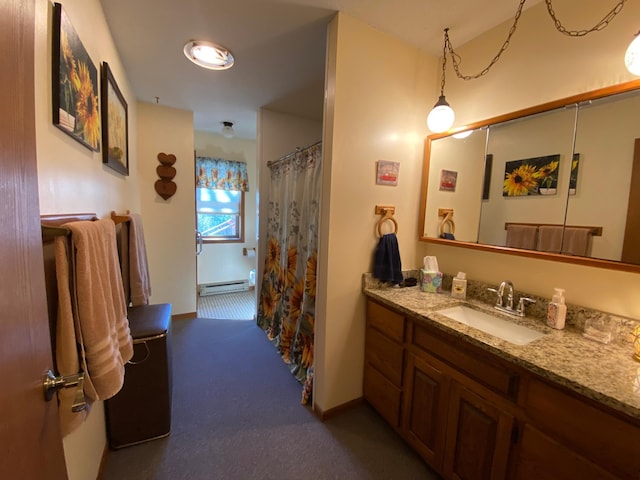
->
561, 227, 592, 256
506, 225, 538, 250
537, 225, 563, 253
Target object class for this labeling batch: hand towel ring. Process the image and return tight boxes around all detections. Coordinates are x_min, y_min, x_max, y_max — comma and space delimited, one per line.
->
377, 211, 398, 237
438, 208, 455, 238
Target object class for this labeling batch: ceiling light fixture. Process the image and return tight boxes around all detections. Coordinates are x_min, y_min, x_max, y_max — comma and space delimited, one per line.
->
221, 121, 235, 138
427, 29, 455, 133
183, 40, 234, 70
625, 30, 640, 75
428, 0, 630, 133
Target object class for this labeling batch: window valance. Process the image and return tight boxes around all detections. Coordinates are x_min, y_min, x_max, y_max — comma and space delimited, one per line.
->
196, 157, 249, 192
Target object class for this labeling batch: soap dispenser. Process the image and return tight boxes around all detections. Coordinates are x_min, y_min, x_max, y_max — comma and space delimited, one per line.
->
547, 287, 567, 329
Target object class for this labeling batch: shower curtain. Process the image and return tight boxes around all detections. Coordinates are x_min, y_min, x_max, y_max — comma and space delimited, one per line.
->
257, 142, 321, 404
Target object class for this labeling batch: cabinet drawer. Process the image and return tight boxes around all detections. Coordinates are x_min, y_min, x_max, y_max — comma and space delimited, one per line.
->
365, 327, 404, 386
367, 300, 404, 343
523, 378, 640, 479
412, 322, 519, 400
364, 363, 402, 428
514, 423, 619, 480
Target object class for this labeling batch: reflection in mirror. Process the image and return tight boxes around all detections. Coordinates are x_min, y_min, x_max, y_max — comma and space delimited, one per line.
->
478, 106, 577, 249
566, 89, 640, 263
419, 80, 640, 273
423, 128, 487, 241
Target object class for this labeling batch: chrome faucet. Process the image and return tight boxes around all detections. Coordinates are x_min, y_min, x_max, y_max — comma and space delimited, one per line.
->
499, 280, 514, 310
487, 280, 536, 317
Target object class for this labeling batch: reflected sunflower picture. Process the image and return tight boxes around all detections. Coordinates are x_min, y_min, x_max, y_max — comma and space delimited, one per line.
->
502, 154, 561, 197
52, 3, 100, 151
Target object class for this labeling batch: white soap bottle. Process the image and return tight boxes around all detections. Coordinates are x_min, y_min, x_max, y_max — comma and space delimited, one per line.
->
547, 287, 567, 329
451, 272, 467, 300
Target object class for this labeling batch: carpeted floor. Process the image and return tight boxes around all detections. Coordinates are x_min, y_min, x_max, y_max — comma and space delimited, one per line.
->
101, 318, 438, 480
197, 290, 256, 320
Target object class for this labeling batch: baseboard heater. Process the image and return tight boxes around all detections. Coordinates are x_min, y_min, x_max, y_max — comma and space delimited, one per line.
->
199, 279, 250, 296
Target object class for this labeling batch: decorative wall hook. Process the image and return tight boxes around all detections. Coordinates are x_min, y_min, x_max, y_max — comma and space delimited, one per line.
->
155, 153, 177, 200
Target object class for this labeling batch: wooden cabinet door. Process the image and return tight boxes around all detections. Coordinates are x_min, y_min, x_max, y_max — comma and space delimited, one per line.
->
402, 353, 450, 470
444, 382, 514, 480
512, 423, 619, 480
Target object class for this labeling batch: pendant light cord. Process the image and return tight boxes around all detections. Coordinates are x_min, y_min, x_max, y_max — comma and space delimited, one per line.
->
545, 0, 626, 37
439, 29, 448, 95
444, 0, 628, 81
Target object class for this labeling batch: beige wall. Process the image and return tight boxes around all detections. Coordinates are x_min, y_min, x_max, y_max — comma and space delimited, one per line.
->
424, 0, 640, 318
34, 0, 139, 478
136, 102, 196, 315
315, 13, 435, 411
194, 131, 258, 286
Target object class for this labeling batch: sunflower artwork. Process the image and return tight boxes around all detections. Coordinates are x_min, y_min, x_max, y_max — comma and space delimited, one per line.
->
52, 3, 100, 151
503, 154, 561, 197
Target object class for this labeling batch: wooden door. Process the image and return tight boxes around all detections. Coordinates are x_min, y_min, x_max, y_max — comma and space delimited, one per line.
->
444, 382, 514, 480
0, 0, 67, 478
401, 353, 449, 471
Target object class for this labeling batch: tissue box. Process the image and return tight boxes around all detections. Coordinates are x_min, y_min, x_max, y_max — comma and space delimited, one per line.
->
420, 270, 443, 293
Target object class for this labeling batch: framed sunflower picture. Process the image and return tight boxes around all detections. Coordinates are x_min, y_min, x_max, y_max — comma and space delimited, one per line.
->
503, 154, 560, 197
52, 3, 100, 151
101, 62, 129, 175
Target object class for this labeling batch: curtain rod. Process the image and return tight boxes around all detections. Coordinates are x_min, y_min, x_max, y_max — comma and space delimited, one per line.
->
267, 140, 321, 167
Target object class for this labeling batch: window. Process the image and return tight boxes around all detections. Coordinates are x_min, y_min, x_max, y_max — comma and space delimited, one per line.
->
195, 156, 249, 243
196, 187, 244, 242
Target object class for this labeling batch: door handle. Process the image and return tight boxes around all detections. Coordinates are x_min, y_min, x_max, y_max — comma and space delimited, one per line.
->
43, 370, 87, 412
196, 230, 203, 255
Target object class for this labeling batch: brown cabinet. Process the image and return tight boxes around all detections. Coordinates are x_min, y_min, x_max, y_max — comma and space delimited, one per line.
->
402, 352, 449, 468
364, 298, 640, 480
443, 382, 514, 480
512, 423, 619, 480
364, 300, 405, 428
519, 377, 640, 479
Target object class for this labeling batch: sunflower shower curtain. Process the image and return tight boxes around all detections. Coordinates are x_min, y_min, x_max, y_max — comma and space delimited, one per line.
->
257, 142, 321, 405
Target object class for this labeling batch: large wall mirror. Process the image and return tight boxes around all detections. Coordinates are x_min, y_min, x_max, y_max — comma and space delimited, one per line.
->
419, 80, 640, 273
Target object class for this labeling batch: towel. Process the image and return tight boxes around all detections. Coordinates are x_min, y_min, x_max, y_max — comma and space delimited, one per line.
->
505, 225, 538, 250
561, 227, 591, 256
536, 225, 564, 253
67, 219, 133, 401
373, 233, 403, 285
54, 236, 89, 437
127, 213, 151, 306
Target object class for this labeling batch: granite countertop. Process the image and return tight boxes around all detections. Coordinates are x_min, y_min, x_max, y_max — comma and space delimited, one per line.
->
363, 284, 640, 421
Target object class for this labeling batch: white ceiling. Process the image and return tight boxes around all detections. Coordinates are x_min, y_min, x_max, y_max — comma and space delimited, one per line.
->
99, 0, 542, 139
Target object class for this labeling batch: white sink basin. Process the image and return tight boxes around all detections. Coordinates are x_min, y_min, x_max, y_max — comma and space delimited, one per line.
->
436, 305, 545, 346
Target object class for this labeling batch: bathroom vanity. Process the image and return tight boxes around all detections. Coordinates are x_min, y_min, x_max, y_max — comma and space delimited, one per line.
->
363, 285, 640, 479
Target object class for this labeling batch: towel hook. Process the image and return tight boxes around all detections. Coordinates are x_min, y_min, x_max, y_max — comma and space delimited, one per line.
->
375, 205, 398, 237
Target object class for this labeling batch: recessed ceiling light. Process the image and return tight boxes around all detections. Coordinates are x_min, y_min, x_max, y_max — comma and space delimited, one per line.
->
183, 40, 234, 70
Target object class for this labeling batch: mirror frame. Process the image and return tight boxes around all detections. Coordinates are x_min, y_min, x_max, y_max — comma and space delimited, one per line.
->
419, 79, 640, 274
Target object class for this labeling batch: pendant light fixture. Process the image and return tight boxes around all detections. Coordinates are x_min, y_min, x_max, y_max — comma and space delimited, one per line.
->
427, 1, 632, 132
427, 29, 455, 133
221, 121, 235, 138
625, 31, 640, 75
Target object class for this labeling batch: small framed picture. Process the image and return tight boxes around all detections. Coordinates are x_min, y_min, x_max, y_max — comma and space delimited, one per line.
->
439, 169, 458, 192
376, 160, 399, 186
101, 62, 129, 175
